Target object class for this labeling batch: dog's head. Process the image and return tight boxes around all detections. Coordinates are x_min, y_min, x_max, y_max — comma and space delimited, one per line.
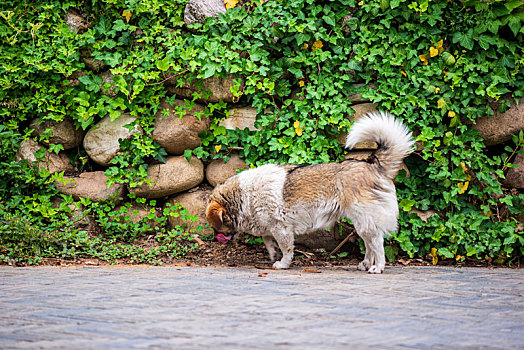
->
205, 200, 235, 243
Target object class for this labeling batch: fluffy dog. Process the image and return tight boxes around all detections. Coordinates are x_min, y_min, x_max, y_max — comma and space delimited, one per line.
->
206, 111, 414, 273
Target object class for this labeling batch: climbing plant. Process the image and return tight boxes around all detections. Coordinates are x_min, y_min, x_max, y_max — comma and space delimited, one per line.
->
188, 0, 524, 263
0, 0, 522, 264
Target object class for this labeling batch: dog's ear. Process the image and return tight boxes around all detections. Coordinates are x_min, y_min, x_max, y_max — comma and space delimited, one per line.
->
206, 201, 226, 229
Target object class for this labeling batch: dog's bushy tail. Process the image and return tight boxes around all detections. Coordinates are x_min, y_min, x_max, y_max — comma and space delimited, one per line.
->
345, 111, 414, 179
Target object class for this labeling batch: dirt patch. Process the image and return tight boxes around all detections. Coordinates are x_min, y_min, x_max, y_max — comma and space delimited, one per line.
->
184, 238, 363, 268
35, 236, 511, 269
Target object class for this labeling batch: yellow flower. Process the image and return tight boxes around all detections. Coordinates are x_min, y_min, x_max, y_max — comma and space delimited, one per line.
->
224, 0, 238, 10
312, 39, 323, 52
436, 39, 445, 54
448, 111, 456, 118
299, 80, 305, 87
401, 70, 407, 77
215, 145, 222, 153
122, 10, 131, 23
419, 53, 430, 65
420, 40, 444, 65
294, 120, 303, 136
430, 247, 438, 265
457, 181, 469, 194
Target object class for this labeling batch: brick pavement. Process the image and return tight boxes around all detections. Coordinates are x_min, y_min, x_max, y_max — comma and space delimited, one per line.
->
0, 265, 523, 349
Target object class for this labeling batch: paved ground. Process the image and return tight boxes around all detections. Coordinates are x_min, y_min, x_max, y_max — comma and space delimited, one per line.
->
0, 265, 523, 349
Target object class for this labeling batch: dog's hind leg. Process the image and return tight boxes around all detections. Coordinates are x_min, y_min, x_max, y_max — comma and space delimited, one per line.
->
366, 233, 385, 274
355, 230, 385, 273
262, 235, 281, 262
349, 213, 387, 273
271, 229, 294, 269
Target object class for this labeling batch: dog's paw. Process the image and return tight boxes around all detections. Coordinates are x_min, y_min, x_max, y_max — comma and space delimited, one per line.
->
268, 253, 282, 263
357, 261, 370, 271
368, 265, 384, 274
272, 260, 290, 269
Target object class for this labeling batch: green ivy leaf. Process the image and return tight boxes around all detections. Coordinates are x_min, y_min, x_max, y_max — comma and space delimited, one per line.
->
438, 247, 454, 258
466, 246, 477, 257
183, 149, 193, 162
504, 0, 523, 11
443, 131, 454, 145
477, 35, 496, 50
201, 62, 218, 79
449, 115, 459, 127
156, 57, 170, 71
390, 0, 401, 9
501, 55, 515, 68
379, 0, 390, 11
441, 52, 455, 66
384, 245, 398, 262
322, 15, 336, 27
452, 31, 474, 50
399, 198, 416, 211
78, 75, 102, 92
508, 16, 521, 36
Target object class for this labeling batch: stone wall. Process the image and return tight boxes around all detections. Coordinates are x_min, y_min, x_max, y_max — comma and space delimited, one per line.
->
17, 0, 524, 249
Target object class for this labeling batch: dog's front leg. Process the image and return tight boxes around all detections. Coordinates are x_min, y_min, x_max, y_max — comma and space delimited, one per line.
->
357, 236, 372, 272
271, 230, 294, 269
262, 236, 281, 262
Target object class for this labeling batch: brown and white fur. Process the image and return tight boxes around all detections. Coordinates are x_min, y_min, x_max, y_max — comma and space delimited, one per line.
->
206, 111, 414, 273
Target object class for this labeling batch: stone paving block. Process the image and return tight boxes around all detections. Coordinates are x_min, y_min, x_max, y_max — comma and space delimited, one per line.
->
0, 266, 522, 349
